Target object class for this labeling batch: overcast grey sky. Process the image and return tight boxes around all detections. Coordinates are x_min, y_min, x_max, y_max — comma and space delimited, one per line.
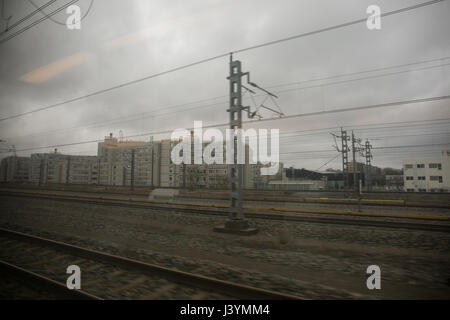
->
0, 0, 449, 170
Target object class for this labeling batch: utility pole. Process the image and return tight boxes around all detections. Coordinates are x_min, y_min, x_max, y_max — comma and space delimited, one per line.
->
97, 158, 101, 186
350, 131, 366, 196
130, 149, 135, 191
66, 156, 71, 184
151, 145, 154, 188
351, 131, 358, 194
341, 129, 349, 189
365, 139, 373, 191
39, 158, 44, 186
225, 56, 248, 233
351, 131, 364, 212
183, 162, 186, 189
331, 128, 350, 189
214, 55, 279, 235
150, 136, 154, 188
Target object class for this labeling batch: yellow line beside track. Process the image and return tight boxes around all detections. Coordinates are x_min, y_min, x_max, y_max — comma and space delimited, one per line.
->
170, 201, 448, 221
243, 205, 448, 221
261, 195, 406, 204
1, 189, 448, 222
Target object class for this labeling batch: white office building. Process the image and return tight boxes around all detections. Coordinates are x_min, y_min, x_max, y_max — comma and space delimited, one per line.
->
402, 150, 450, 192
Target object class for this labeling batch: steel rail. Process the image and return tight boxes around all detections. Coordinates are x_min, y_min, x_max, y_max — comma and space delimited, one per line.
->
0, 259, 102, 300
2, 186, 449, 208
0, 228, 301, 300
1, 190, 449, 233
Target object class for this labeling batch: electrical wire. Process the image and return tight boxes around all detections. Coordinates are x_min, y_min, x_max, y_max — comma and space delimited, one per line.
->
315, 154, 341, 171
0, 0, 445, 121
3, 55, 449, 142
3, 94, 450, 154
26, 0, 93, 26
0, 0, 57, 35
0, 0, 80, 44
232, 0, 446, 55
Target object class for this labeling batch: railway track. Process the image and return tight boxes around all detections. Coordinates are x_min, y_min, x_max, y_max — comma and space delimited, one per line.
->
2, 185, 449, 208
1, 190, 449, 233
177, 193, 450, 209
0, 260, 101, 300
0, 228, 301, 300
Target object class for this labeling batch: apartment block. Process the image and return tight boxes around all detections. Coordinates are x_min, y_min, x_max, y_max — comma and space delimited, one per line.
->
2, 133, 271, 190
30, 152, 67, 184
402, 150, 450, 192
98, 134, 161, 186
29, 151, 100, 185
0, 156, 30, 182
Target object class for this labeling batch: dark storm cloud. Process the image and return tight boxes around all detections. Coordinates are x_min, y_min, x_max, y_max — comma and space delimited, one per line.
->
0, 0, 449, 170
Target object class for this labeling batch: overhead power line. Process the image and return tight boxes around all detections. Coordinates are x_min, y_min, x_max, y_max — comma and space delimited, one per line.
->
0, 0, 445, 122
272, 62, 450, 96
279, 129, 450, 142
281, 143, 450, 156
4, 55, 449, 142
366, 131, 450, 140
0, 52, 229, 122
3, 94, 450, 154
233, 0, 446, 54
315, 154, 340, 171
0, 0, 79, 45
242, 95, 450, 126
373, 143, 450, 150
26, 0, 94, 26
0, 0, 58, 35
269, 56, 450, 89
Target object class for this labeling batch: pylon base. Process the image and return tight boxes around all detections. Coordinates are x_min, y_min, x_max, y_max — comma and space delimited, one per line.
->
213, 219, 258, 236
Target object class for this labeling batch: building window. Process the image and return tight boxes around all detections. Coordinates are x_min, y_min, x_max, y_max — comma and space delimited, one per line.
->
404, 164, 413, 169
429, 176, 443, 183
418, 189, 427, 192
417, 164, 425, 168
406, 176, 414, 180
429, 163, 442, 170
406, 189, 414, 192
418, 176, 426, 181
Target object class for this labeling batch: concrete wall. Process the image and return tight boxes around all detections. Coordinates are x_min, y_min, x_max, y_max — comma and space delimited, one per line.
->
0, 156, 30, 182
403, 150, 450, 192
